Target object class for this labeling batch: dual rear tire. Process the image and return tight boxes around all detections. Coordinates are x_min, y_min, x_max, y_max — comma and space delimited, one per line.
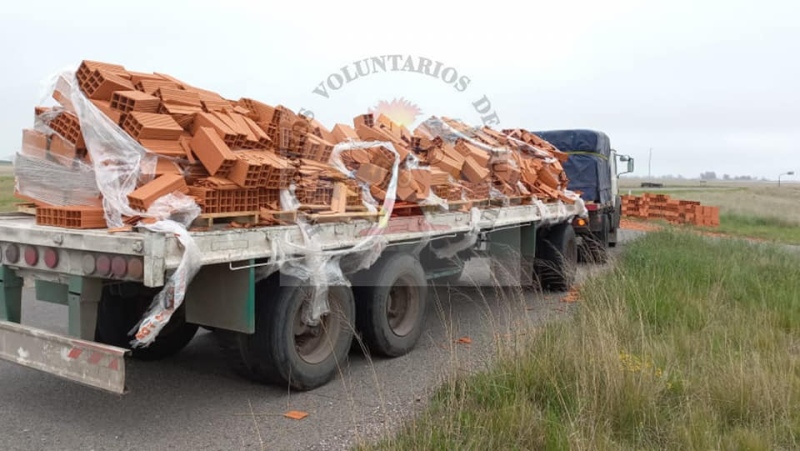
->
226, 252, 429, 390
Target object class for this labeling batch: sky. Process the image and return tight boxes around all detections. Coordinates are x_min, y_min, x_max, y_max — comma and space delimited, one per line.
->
1, 0, 798, 179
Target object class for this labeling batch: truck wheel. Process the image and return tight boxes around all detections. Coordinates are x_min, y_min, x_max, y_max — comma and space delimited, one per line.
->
94, 285, 199, 361
235, 276, 355, 390
352, 253, 428, 357
535, 223, 578, 292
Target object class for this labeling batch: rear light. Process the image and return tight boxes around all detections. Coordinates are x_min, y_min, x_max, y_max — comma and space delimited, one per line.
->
111, 256, 127, 277
81, 254, 96, 275
24, 246, 39, 266
96, 255, 112, 276
127, 257, 144, 279
44, 248, 59, 268
5, 244, 19, 264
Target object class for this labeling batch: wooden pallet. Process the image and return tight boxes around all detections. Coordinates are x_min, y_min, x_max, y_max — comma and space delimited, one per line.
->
15, 203, 37, 215
192, 211, 260, 228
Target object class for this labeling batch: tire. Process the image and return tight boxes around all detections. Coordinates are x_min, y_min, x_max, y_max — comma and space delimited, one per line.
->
233, 275, 356, 391
535, 223, 578, 292
94, 284, 198, 361
579, 216, 609, 264
352, 253, 428, 357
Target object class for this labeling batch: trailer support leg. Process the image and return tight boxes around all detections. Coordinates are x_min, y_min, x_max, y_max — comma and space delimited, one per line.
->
67, 276, 102, 340
0, 266, 23, 323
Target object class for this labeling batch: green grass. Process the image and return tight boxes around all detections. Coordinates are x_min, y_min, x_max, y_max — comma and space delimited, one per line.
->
709, 213, 800, 244
362, 231, 800, 450
0, 175, 17, 212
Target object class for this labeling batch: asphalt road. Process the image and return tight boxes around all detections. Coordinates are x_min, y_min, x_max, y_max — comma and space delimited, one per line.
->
0, 230, 640, 451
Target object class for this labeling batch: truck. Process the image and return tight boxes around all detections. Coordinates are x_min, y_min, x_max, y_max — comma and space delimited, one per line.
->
0, 174, 586, 394
531, 130, 634, 262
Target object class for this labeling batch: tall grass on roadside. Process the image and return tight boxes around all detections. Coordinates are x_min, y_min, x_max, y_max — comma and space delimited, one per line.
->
362, 231, 800, 450
710, 212, 800, 244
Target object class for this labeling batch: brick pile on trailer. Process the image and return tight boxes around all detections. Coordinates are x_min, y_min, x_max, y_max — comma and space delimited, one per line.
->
621, 194, 720, 227
16, 60, 581, 229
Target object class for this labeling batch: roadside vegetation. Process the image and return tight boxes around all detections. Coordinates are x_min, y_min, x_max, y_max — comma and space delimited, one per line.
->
362, 231, 800, 450
0, 175, 17, 212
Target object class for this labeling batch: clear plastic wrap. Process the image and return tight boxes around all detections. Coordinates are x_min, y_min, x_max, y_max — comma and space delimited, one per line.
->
32, 69, 202, 348
130, 219, 202, 347
52, 71, 158, 229
13, 153, 101, 207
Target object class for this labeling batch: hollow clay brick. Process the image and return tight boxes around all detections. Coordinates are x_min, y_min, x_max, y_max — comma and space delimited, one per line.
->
110, 90, 161, 113
21, 129, 48, 159
190, 127, 237, 176
127, 173, 188, 211
90, 100, 124, 125
122, 112, 183, 140
82, 69, 135, 101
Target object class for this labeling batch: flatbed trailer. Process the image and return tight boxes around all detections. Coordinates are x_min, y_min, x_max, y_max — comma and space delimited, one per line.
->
0, 198, 584, 394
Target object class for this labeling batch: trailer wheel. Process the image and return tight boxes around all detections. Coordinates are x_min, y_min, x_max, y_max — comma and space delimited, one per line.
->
235, 276, 355, 390
535, 223, 578, 292
94, 284, 198, 361
353, 253, 428, 357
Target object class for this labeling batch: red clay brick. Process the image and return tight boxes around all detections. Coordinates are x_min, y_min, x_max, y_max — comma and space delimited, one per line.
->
190, 127, 237, 176
110, 90, 161, 113
21, 129, 48, 159
90, 100, 124, 125
36, 205, 106, 229
192, 112, 238, 147
81, 69, 135, 101
122, 112, 183, 140
49, 134, 77, 162
155, 87, 202, 108
138, 139, 186, 157
127, 173, 189, 211
355, 163, 389, 185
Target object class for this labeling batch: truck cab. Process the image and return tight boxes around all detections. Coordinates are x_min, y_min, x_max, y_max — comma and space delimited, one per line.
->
531, 129, 634, 261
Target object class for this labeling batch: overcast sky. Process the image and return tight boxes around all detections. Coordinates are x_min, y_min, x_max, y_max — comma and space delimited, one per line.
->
1, 0, 798, 179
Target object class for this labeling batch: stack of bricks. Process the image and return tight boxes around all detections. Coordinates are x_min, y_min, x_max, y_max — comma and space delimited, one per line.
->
18, 59, 581, 229
621, 194, 720, 227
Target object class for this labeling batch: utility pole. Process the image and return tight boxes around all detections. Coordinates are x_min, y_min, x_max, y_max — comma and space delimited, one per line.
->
648, 148, 652, 179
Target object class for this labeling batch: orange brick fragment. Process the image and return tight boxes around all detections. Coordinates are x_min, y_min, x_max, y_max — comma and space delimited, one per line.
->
283, 411, 308, 420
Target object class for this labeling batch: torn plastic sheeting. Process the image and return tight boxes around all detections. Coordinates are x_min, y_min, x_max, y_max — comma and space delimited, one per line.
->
13, 153, 101, 207
505, 134, 559, 163
53, 70, 158, 229
418, 116, 513, 160
251, 140, 402, 326
129, 193, 201, 347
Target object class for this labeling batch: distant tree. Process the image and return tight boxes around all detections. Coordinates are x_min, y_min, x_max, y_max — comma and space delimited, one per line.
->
700, 171, 717, 180
723, 174, 731, 180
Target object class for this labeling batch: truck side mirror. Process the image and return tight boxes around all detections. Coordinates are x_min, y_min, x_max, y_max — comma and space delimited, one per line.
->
627, 158, 634, 173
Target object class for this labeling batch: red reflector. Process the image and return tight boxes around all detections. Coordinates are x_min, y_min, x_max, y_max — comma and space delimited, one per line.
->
127, 258, 144, 279
96, 255, 112, 276
44, 248, 59, 268
5, 244, 19, 263
24, 247, 38, 266
111, 256, 127, 277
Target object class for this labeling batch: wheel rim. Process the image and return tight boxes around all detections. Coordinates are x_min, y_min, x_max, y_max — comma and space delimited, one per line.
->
386, 276, 420, 337
293, 289, 343, 364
